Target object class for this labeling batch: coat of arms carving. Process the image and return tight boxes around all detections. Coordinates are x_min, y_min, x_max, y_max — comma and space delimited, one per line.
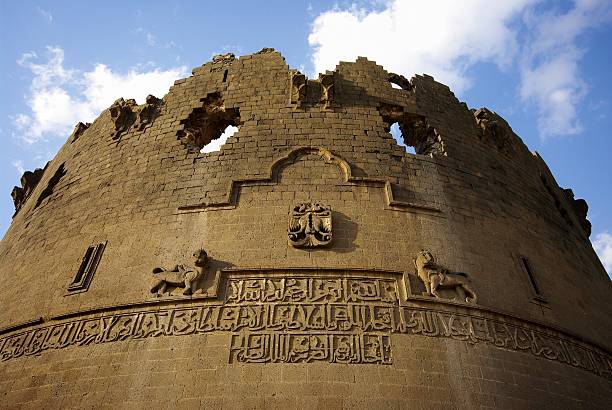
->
288, 202, 332, 247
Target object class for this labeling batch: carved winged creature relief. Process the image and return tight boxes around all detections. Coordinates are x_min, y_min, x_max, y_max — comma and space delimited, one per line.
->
288, 202, 332, 247
150, 249, 208, 296
414, 250, 477, 304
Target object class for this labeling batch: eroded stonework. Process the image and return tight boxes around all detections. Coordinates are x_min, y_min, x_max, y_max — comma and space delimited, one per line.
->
1, 49, 610, 409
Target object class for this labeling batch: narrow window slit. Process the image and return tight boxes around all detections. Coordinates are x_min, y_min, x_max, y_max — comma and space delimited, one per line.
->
67, 242, 106, 293
520, 256, 545, 301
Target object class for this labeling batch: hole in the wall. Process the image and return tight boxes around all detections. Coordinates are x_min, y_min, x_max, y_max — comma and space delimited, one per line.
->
390, 123, 416, 154
200, 125, 239, 153
178, 92, 241, 152
388, 73, 412, 91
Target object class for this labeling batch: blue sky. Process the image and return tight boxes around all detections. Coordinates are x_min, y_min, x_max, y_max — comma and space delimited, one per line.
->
1, 0, 611, 273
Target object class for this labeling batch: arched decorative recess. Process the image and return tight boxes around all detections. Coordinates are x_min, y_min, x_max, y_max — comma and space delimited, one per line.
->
178, 146, 442, 215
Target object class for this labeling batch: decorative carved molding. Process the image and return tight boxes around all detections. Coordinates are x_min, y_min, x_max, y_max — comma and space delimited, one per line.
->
1, 271, 610, 377
414, 250, 477, 304
151, 249, 208, 296
178, 146, 442, 215
288, 203, 332, 247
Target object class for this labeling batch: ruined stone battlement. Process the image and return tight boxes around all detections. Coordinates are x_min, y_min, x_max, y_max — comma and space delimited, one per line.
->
1, 48, 610, 409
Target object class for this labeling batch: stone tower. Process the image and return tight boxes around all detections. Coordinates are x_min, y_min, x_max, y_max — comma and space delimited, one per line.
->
1, 49, 610, 409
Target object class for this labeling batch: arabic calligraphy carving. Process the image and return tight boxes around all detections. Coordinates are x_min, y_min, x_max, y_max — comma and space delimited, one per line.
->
230, 333, 392, 364
0, 274, 610, 378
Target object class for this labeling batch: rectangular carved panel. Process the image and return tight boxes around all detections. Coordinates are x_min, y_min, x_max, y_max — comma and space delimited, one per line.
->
226, 277, 399, 305
229, 333, 392, 364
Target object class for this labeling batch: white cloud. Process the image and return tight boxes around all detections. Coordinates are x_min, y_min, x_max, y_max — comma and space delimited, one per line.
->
201, 125, 238, 153
308, 0, 535, 94
520, 0, 612, 138
592, 232, 612, 275
308, 0, 611, 138
14, 46, 188, 143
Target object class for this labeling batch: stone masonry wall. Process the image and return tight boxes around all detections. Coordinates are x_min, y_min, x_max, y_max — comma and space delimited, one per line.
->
0, 49, 610, 409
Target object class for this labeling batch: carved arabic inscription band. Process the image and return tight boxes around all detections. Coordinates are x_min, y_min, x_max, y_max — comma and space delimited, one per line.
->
0, 275, 610, 377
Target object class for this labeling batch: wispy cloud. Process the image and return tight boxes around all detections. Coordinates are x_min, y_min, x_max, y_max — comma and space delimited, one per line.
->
592, 231, 612, 275
308, 0, 534, 94
14, 46, 188, 144
519, 0, 612, 138
307, 0, 611, 138
36, 7, 53, 23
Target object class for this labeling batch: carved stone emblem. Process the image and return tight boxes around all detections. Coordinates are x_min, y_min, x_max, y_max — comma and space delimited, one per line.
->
288, 203, 332, 247
150, 249, 208, 296
414, 250, 477, 304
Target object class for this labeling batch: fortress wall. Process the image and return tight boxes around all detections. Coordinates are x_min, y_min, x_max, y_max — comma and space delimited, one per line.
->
0, 330, 610, 409
1, 50, 610, 409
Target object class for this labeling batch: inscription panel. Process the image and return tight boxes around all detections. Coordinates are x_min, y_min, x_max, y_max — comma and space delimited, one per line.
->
230, 333, 392, 364
226, 277, 399, 305
0, 273, 611, 377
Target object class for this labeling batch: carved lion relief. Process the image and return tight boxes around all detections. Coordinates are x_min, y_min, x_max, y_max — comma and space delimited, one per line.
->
151, 249, 208, 296
414, 250, 477, 304
288, 202, 332, 247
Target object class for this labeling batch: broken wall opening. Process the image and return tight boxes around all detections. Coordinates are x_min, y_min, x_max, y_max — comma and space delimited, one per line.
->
379, 104, 446, 157
178, 92, 241, 153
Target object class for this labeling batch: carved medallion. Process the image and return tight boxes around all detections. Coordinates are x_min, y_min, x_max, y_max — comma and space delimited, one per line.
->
288, 202, 332, 247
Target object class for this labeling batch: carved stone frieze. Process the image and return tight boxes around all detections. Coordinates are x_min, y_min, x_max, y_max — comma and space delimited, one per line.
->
414, 250, 477, 304
1, 296, 610, 377
226, 277, 399, 305
288, 202, 332, 247
151, 249, 208, 296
